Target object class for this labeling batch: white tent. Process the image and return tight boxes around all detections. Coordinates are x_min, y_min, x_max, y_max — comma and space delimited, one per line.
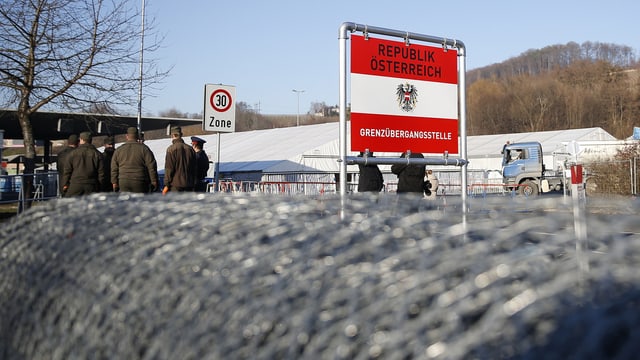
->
466, 127, 619, 171
136, 123, 622, 181
142, 123, 356, 182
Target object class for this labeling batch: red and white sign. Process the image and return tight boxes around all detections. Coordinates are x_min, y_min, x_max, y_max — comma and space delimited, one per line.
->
204, 84, 236, 132
350, 34, 459, 154
571, 164, 586, 203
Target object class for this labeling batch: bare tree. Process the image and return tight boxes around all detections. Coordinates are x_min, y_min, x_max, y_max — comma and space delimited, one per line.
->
0, 0, 167, 182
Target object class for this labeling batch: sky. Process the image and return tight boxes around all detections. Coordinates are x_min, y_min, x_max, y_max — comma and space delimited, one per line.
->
138, 0, 640, 117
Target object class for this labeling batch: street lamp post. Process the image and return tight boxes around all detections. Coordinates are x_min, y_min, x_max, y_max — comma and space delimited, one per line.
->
292, 89, 305, 126
137, 0, 146, 136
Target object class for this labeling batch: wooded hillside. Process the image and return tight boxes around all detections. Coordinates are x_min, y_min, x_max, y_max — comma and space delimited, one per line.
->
466, 41, 640, 139
165, 42, 639, 140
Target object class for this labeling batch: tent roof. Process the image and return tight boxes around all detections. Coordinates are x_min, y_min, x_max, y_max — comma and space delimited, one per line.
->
143, 122, 343, 173
466, 127, 617, 157
138, 123, 619, 174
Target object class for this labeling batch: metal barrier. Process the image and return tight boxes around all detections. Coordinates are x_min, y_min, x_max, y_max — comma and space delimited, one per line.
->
216, 180, 259, 193
1, 172, 60, 213
468, 178, 507, 197
256, 181, 346, 196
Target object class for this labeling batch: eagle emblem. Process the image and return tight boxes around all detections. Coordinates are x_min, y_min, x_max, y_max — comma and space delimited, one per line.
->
396, 82, 418, 112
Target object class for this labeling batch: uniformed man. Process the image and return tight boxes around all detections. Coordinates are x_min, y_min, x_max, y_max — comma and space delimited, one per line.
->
191, 136, 210, 192
111, 127, 159, 193
163, 126, 196, 194
56, 134, 78, 196
61, 132, 104, 197
101, 136, 116, 192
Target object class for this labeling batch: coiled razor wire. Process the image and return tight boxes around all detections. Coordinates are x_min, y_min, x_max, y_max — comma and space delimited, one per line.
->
1, 193, 640, 359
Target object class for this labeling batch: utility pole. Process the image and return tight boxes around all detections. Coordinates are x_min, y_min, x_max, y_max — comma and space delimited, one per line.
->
292, 89, 305, 126
136, 0, 146, 136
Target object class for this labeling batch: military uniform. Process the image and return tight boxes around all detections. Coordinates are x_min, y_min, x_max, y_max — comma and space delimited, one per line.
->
164, 127, 196, 192
61, 132, 104, 197
101, 136, 116, 192
111, 128, 159, 193
56, 134, 78, 195
191, 136, 210, 192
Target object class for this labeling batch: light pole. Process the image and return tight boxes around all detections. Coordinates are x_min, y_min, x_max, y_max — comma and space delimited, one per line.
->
136, 0, 146, 136
292, 89, 305, 126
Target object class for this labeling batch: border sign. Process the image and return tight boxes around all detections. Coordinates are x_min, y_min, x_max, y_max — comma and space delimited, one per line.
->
204, 84, 236, 132
338, 22, 468, 202
350, 34, 459, 154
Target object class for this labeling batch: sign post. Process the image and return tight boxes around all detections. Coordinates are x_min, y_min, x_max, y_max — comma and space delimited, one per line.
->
571, 163, 589, 272
204, 84, 236, 191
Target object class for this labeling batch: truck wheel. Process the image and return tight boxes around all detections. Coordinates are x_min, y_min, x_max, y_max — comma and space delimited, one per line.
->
519, 180, 539, 196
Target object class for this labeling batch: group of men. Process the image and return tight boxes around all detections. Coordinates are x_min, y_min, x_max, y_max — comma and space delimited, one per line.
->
356, 151, 439, 198
57, 126, 210, 197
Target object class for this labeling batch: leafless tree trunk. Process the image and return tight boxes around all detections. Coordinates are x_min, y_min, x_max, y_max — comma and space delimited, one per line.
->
0, 0, 168, 196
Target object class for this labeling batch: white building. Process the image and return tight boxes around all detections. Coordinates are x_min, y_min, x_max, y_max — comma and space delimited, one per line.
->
133, 123, 629, 193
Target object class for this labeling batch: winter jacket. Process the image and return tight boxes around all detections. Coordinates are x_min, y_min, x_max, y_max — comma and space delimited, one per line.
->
391, 152, 426, 194
111, 141, 159, 187
61, 143, 104, 190
56, 146, 75, 192
195, 149, 210, 181
357, 154, 384, 192
164, 138, 197, 190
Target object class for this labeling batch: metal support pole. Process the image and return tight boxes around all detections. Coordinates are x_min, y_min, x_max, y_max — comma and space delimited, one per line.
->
338, 25, 349, 197
458, 45, 469, 207
214, 132, 221, 191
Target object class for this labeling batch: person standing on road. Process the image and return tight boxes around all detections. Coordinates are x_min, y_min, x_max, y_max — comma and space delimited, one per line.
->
101, 136, 116, 192
391, 151, 426, 194
56, 134, 78, 196
163, 126, 196, 194
111, 127, 159, 193
61, 132, 104, 197
191, 136, 210, 192
357, 151, 384, 192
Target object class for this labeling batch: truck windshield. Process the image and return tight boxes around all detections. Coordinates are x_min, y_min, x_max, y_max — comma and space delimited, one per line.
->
502, 148, 524, 166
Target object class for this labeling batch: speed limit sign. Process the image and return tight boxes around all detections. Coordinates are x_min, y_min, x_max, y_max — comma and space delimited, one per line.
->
204, 84, 236, 132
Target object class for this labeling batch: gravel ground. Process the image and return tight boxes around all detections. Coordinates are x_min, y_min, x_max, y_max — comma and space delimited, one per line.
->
1, 193, 639, 359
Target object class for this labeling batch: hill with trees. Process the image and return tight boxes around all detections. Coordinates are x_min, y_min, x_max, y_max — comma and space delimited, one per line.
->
466, 41, 640, 139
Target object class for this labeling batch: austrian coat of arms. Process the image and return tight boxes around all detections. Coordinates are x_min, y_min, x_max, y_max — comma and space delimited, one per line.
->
396, 82, 418, 112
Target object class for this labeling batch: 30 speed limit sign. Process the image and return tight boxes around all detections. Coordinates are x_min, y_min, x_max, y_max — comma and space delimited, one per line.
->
204, 84, 236, 132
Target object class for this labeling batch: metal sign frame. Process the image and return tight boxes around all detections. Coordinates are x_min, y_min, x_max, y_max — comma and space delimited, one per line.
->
338, 22, 469, 203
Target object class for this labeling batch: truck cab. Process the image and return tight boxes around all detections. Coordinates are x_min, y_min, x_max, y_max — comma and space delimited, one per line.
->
502, 141, 547, 196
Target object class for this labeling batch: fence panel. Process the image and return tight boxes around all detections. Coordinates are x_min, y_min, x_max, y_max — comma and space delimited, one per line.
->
584, 158, 639, 196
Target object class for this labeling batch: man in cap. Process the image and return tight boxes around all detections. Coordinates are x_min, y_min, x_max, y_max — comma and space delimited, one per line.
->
191, 136, 210, 192
56, 134, 79, 196
163, 126, 196, 194
61, 132, 104, 197
101, 136, 116, 192
111, 127, 159, 193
